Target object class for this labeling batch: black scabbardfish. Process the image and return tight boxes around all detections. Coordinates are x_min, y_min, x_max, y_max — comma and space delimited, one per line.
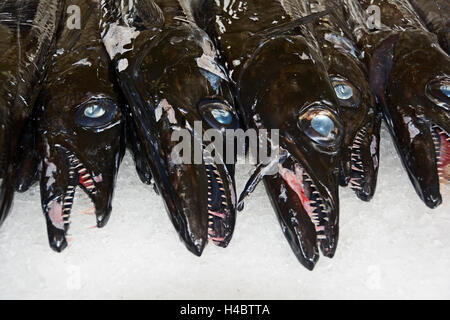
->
36, 0, 126, 252
409, 0, 450, 54
343, 0, 450, 208
101, 0, 238, 255
186, 0, 345, 270
305, 0, 381, 201
0, 0, 63, 226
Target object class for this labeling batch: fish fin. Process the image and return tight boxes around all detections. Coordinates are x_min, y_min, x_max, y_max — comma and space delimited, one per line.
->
259, 6, 341, 38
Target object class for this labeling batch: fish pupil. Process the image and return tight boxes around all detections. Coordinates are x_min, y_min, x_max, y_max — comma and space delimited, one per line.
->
211, 109, 232, 125
311, 115, 334, 137
84, 105, 106, 118
334, 84, 353, 100
440, 84, 450, 98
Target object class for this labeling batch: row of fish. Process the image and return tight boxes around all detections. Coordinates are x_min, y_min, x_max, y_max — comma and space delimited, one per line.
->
0, 0, 448, 270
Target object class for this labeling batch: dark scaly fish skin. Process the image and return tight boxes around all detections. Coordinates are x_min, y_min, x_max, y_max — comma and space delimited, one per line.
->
0, 0, 63, 226
343, 0, 450, 208
409, 0, 450, 54
188, 0, 344, 270
36, 0, 125, 252
307, 0, 381, 201
101, 0, 238, 256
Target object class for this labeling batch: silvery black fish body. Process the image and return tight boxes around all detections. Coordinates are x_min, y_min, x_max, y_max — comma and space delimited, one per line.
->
187, 0, 345, 270
0, 0, 62, 226
343, 0, 450, 208
36, 0, 126, 252
101, 0, 238, 255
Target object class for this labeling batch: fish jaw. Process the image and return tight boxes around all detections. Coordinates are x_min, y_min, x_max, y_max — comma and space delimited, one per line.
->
263, 170, 319, 271
262, 144, 340, 269
343, 114, 382, 202
40, 142, 122, 252
148, 121, 237, 256
149, 161, 235, 256
382, 104, 444, 209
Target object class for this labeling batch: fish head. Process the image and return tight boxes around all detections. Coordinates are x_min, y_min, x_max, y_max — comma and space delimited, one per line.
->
129, 25, 238, 254
372, 30, 450, 208
239, 35, 344, 268
37, 79, 125, 251
326, 49, 381, 201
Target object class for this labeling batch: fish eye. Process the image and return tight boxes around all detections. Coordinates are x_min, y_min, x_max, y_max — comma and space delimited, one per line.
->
198, 99, 238, 129
440, 84, 450, 98
84, 105, 106, 118
211, 109, 232, 125
334, 84, 353, 100
330, 76, 360, 107
311, 114, 335, 137
426, 77, 450, 110
298, 105, 343, 148
75, 99, 118, 128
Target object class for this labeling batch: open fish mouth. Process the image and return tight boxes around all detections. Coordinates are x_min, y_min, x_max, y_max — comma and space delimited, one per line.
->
202, 147, 236, 248
45, 150, 100, 239
206, 162, 233, 247
278, 155, 332, 244
431, 123, 450, 184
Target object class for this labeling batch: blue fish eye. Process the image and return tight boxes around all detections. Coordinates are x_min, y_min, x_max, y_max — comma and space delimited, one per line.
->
84, 105, 106, 118
311, 114, 335, 137
334, 84, 353, 100
440, 84, 450, 98
211, 109, 232, 125
75, 99, 118, 128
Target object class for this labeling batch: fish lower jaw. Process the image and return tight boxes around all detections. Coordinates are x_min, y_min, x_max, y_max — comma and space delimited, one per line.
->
278, 159, 330, 241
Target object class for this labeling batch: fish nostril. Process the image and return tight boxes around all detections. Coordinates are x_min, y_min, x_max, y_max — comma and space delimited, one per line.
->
84, 105, 106, 118
211, 109, 232, 125
334, 83, 353, 100
440, 84, 450, 98
311, 114, 335, 137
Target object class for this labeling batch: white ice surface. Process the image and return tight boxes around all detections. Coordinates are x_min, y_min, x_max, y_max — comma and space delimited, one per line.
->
0, 125, 449, 300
